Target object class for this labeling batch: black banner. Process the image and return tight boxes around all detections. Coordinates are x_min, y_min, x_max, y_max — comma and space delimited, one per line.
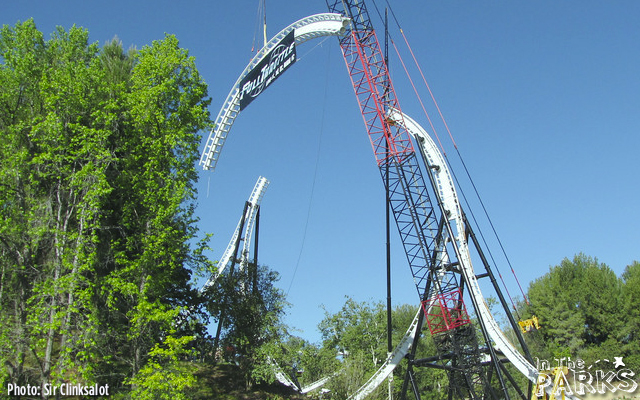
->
239, 29, 296, 111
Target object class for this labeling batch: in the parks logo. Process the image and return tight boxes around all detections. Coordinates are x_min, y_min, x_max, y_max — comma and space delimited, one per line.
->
534, 357, 637, 398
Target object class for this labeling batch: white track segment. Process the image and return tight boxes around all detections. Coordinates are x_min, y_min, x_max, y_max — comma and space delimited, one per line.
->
200, 13, 350, 171
268, 357, 300, 390
200, 176, 269, 291
302, 374, 335, 394
388, 110, 579, 400
346, 308, 421, 400
239, 176, 268, 273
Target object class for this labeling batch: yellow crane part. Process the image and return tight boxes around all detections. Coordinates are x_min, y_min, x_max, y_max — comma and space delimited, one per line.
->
518, 315, 540, 333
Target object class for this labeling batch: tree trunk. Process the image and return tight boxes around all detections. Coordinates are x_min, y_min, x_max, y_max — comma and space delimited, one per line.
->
43, 184, 76, 396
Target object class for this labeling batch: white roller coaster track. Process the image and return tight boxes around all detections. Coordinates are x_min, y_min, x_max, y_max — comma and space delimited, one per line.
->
302, 373, 338, 394
339, 110, 580, 400
200, 13, 350, 171
346, 308, 421, 400
200, 176, 269, 291
389, 110, 579, 400
268, 357, 300, 391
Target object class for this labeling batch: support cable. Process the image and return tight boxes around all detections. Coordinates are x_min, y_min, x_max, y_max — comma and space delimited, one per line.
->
387, 31, 525, 313
297, 36, 331, 62
262, 0, 267, 48
456, 154, 530, 305
445, 161, 520, 313
390, 39, 446, 155
251, 0, 264, 53
452, 164, 520, 318
370, 0, 447, 157
285, 47, 331, 296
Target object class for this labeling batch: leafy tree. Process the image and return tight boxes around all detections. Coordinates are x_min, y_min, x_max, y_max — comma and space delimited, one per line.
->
620, 261, 640, 371
256, 332, 341, 392
317, 299, 447, 400
524, 254, 624, 363
317, 297, 386, 399
0, 19, 115, 390
205, 262, 288, 389
127, 335, 196, 400
0, 19, 212, 397
319, 297, 388, 368
94, 31, 211, 393
288, 335, 341, 388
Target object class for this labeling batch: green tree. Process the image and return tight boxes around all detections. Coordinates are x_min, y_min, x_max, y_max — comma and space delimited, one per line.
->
319, 297, 388, 368
255, 332, 340, 391
620, 261, 640, 371
525, 254, 624, 363
0, 19, 115, 390
0, 19, 212, 398
95, 31, 211, 392
205, 262, 288, 389
317, 299, 447, 400
127, 335, 196, 400
317, 298, 386, 399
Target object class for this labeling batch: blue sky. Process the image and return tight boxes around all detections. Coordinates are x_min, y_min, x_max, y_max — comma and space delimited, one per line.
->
5, 1, 640, 344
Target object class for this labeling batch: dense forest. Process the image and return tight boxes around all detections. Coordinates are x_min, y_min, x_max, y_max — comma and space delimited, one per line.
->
1, 21, 638, 400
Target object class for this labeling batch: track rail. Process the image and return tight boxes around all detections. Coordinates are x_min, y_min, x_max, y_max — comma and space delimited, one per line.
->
391, 110, 580, 400
200, 176, 269, 291
347, 308, 421, 400
200, 13, 350, 171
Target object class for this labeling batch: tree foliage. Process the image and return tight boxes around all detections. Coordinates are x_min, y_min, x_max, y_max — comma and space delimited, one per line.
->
304, 255, 639, 400
523, 254, 633, 366
311, 298, 446, 400
127, 335, 197, 400
205, 262, 288, 389
619, 261, 640, 371
0, 19, 212, 397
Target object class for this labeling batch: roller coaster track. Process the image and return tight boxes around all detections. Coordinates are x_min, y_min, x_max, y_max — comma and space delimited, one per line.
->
389, 111, 553, 398
346, 308, 421, 400
200, 13, 350, 172
342, 106, 582, 399
201, 176, 269, 291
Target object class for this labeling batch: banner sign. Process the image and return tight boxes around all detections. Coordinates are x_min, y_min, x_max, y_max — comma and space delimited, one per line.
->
239, 29, 297, 111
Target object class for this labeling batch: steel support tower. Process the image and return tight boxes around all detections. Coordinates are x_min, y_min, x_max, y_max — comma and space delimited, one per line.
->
325, 1, 532, 399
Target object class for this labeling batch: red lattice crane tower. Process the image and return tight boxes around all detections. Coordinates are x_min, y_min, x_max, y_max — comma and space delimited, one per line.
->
324, 0, 467, 334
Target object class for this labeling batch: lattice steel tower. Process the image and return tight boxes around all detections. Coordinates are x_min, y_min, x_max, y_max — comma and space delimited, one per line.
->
325, 1, 534, 399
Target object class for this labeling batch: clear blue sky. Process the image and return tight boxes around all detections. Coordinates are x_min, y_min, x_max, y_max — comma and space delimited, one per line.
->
5, 1, 640, 344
